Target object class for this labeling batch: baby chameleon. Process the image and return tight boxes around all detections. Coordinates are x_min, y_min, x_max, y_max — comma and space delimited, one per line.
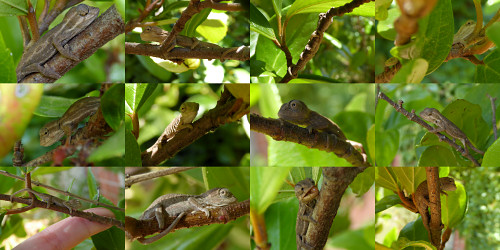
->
278, 100, 346, 140
419, 108, 484, 156
137, 188, 237, 244
295, 178, 319, 250
160, 102, 199, 143
39, 97, 101, 147
413, 177, 456, 244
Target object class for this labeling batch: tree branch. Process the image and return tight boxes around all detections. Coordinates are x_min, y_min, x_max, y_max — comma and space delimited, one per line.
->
125, 167, 198, 188
125, 42, 250, 61
377, 92, 480, 166
250, 114, 370, 167
125, 199, 249, 241
1, 194, 124, 230
426, 167, 442, 247
305, 167, 367, 249
20, 5, 124, 83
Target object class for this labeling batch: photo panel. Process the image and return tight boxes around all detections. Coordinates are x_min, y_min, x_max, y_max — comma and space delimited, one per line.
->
376, 83, 498, 167
250, 84, 375, 167
125, 166, 249, 248
124, 0, 250, 83
0, 84, 125, 167
250, 166, 375, 249
0, 1, 125, 83
125, 83, 250, 167
1, 167, 125, 249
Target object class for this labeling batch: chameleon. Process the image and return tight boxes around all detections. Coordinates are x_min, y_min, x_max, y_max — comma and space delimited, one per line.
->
419, 107, 484, 156
278, 100, 346, 141
10, 188, 82, 214
159, 102, 199, 144
39, 96, 101, 147
141, 26, 222, 50
295, 178, 319, 250
137, 187, 238, 244
412, 177, 456, 244
16, 4, 100, 82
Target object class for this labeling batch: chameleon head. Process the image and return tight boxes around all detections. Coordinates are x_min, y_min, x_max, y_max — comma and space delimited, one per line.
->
419, 108, 440, 123
39, 120, 65, 147
453, 20, 476, 44
440, 177, 457, 192
204, 188, 238, 206
278, 100, 310, 123
294, 178, 319, 202
180, 102, 199, 113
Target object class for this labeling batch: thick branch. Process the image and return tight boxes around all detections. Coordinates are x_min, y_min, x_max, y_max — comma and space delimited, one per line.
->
125, 199, 249, 240
426, 167, 442, 247
141, 91, 249, 166
250, 114, 370, 167
305, 167, 367, 249
125, 42, 249, 61
1, 194, 124, 230
377, 92, 480, 166
280, 0, 373, 83
20, 5, 124, 83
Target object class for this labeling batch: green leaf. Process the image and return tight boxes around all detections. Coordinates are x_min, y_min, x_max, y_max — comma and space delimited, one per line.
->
183, 8, 211, 37
350, 167, 374, 196
91, 226, 125, 250
0, 32, 15, 82
250, 166, 291, 214
375, 0, 392, 21
475, 50, 500, 83
0, 0, 28, 16
377, 8, 399, 41
390, 58, 428, 83
375, 128, 399, 167
375, 194, 402, 213
417, 146, 460, 166
87, 168, 97, 199
486, 22, 500, 48
328, 226, 374, 249
102, 84, 124, 131
443, 181, 467, 228
265, 198, 297, 250
125, 83, 158, 114
287, 0, 375, 19
88, 125, 125, 164
250, 3, 277, 41
197, 18, 227, 43
482, 137, 500, 166
415, 0, 453, 74
125, 130, 142, 166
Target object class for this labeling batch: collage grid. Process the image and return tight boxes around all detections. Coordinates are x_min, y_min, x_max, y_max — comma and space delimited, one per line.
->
0, 0, 499, 249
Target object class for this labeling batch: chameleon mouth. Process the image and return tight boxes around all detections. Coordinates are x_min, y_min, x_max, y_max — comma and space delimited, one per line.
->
302, 186, 319, 202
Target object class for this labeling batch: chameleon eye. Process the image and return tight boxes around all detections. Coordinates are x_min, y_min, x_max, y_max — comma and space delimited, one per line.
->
220, 189, 227, 196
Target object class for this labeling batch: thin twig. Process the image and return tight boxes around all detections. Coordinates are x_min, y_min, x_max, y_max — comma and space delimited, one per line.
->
125, 167, 198, 188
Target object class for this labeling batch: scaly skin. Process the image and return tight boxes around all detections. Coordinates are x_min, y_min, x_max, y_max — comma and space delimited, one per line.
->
278, 100, 346, 140
162, 102, 199, 142
419, 107, 484, 155
413, 177, 456, 243
39, 97, 101, 146
295, 178, 319, 250
138, 188, 237, 244
16, 4, 99, 81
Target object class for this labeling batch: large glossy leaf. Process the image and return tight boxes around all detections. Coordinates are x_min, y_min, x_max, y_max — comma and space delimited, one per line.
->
475, 50, 500, 83
250, 3, 277, 41
287, 0, 375, 20
250, 167, 291, 214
